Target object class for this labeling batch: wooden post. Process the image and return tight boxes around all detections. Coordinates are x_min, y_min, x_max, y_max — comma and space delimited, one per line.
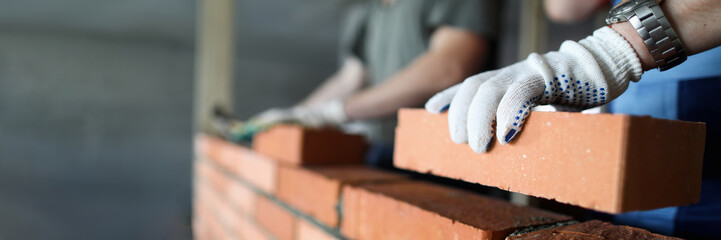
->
194, 0, 235, 134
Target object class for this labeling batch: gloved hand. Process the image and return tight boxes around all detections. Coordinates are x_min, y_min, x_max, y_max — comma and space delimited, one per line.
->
425, 27, 642, 153
250, 108, 296, 126
250, 99, 349, 128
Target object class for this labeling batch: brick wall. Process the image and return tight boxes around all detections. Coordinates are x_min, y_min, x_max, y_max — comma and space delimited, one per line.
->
193, 124, 684, 240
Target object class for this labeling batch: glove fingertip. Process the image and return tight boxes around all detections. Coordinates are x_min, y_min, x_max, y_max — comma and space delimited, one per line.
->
426, 83, 462, 113
450, 130, 467, 144
468, 125, 493, 153
439, 104, 450, 112
425, 96, 450, 114
470, 139, 492, 153
502, 128, 517, 145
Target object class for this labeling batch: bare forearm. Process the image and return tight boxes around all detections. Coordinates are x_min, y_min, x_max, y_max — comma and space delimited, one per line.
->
298, 57, 366, 107
343, 27, 488, 120
544, 0, 607, 23
611, 0, 721, 70
343, 54, 472, 119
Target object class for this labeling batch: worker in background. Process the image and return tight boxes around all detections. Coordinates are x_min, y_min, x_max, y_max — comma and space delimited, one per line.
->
425, 0, 721, 238
252, 0, 498, 166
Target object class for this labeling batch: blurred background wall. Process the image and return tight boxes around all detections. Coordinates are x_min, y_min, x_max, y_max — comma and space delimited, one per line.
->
0, 0, 596, 239
0, 30, 194, 239
233, 0, 600, 118
0, 0, 355, 239
232, 0, 359, 117
0, 1, 197, 239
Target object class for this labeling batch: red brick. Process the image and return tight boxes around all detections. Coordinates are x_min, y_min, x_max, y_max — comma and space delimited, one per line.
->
341, 181, 571, 240
296, 218, 338, 240
394, 109, 705, 213
197, 159, 258, 216
196, 192, 237, 240
238, 217, 271, 240
199, 209, 231, 240
196, 134, 278, 194
192, 163, 209, 240
195, 134, 243, 175
253, 125, 367, 165
198, 177, 273, 240
199, 180, 241, 238
195, 160, 271, 240
255, 196, 296, 240
208, 187, 269, 240
237, 151, 278, 194
192, 201, 210, 240
277, 165, 405, 227
505, 220, 681, 240
227, 179, 257, 216
197, 160, 230, 197
192, 220, 210, 240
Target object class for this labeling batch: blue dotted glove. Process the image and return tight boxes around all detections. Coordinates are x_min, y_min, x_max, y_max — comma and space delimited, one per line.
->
425, 27, 642, 153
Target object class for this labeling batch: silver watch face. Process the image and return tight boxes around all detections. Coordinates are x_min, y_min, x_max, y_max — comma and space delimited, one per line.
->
607, 0, 648, 24
610, 0, 643, 15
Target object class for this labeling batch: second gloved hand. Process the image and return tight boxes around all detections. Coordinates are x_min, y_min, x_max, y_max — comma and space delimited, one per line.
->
424, 27, 643, 153
250, 99, 349, 128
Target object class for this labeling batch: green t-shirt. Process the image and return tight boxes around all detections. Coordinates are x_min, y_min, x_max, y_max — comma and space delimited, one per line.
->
339, 0, 498, 143
340, 0, 498, 85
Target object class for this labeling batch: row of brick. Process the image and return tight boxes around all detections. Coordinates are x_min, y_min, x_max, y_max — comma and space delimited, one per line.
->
394, 109, 706, 213
342, 180, 679, 240
195, 134, 278, 193
194, 127, 682, 239
195, 140, 571, 240
194, 159, 338, 240
195, 133, 404, 228
342, 181, 570, 240
277, 165, 404, 227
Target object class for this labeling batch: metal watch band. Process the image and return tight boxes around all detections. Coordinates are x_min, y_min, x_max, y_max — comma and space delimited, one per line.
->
628, 1, 686, 71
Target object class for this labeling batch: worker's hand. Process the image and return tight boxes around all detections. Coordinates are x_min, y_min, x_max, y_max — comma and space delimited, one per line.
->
250, 99, 348, 128
425, 27, 643, 153
251, 108, 296, 126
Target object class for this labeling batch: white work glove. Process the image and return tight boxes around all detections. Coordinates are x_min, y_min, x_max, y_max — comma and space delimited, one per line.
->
250, 99, 349, 128
425, 27, 642, 153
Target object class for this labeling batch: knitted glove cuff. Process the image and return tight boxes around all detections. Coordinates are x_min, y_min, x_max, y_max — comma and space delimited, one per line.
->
320, 99, 349, 124
581, 27, 643, 83
293, 99, 349, 127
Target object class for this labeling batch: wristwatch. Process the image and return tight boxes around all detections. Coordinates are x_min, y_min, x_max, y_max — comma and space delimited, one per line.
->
606, 0, 686, 71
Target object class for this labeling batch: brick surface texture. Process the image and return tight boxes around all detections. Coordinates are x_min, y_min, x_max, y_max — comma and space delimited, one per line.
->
255, 196, 296, 240
342, 181, 572, 240
296, 218, 338, 240
394, 109, 706, 213
253, 125, 367, 165
506, 220, 681, 240
277, 165, 405, 227
195, 160, 269, 240
196, 134, 278, 194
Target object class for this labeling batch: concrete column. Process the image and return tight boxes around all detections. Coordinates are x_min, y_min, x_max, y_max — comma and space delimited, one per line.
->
194, 0, 235, 134
517, 0, 548, 60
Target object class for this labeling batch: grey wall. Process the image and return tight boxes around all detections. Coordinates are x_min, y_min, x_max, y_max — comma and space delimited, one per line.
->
0, 30, 194, 240
0, 0, 357, 239
233, 0, 359, 118
496, 1, 599, 68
